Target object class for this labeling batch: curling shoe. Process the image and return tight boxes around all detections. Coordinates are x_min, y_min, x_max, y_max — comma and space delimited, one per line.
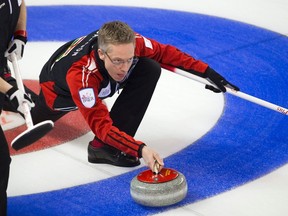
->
88, 142, 141, 167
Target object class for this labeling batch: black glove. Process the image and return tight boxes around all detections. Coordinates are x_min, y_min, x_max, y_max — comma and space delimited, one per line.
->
204, 67, 240, 93
5, 86, 35, 115
5, 31, 27, 61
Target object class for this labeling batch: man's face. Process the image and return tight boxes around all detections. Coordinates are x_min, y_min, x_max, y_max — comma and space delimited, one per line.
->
98, 43, 135, 82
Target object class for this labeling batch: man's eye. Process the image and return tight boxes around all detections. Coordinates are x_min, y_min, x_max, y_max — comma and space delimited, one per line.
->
113, 59, 124, 64
127, 58, 134, 63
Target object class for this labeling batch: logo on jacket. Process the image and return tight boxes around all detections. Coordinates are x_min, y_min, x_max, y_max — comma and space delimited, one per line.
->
79, 88, 96, 108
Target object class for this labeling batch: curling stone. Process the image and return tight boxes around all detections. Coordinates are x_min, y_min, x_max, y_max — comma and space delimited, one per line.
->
130, 167, 188, 207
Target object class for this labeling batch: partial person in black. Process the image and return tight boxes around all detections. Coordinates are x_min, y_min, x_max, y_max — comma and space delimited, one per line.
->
0, 1, 34, 215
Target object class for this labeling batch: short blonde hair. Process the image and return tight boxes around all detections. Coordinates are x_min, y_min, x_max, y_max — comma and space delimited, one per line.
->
98, 21, 135, 52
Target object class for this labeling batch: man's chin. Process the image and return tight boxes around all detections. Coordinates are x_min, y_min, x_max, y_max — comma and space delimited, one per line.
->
115, 76, 126, 82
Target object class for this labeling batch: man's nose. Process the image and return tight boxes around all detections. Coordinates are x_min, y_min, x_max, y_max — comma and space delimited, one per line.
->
119, 61, 131, 71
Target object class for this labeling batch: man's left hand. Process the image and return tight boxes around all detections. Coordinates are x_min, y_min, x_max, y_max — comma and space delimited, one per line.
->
204, 67, 240, 93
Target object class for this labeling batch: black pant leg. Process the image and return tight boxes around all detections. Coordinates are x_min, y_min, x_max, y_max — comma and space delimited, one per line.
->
109, 57, 161, 136
0, 97, 11, 216
31, 91, 67, 124
0, 161, 10, 216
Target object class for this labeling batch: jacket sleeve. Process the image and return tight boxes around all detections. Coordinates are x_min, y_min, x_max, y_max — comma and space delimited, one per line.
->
134, 33, 209, 76
66, 54, 144, 158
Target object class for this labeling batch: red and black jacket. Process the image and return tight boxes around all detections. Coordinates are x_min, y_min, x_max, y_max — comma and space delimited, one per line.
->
39, 30, 208, 157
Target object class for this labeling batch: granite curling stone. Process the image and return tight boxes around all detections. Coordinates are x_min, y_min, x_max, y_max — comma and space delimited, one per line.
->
130, 167, 188, 207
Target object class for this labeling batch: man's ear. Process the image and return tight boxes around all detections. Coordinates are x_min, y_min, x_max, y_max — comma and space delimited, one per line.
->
98, 49, 105, 60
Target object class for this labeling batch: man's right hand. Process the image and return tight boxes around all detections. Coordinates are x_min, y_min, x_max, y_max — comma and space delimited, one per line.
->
141, 145, 164, 173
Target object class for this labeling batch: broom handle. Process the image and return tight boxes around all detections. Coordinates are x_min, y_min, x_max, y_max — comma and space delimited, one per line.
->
10, 53, 35, 128
163, 65, 288, 115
